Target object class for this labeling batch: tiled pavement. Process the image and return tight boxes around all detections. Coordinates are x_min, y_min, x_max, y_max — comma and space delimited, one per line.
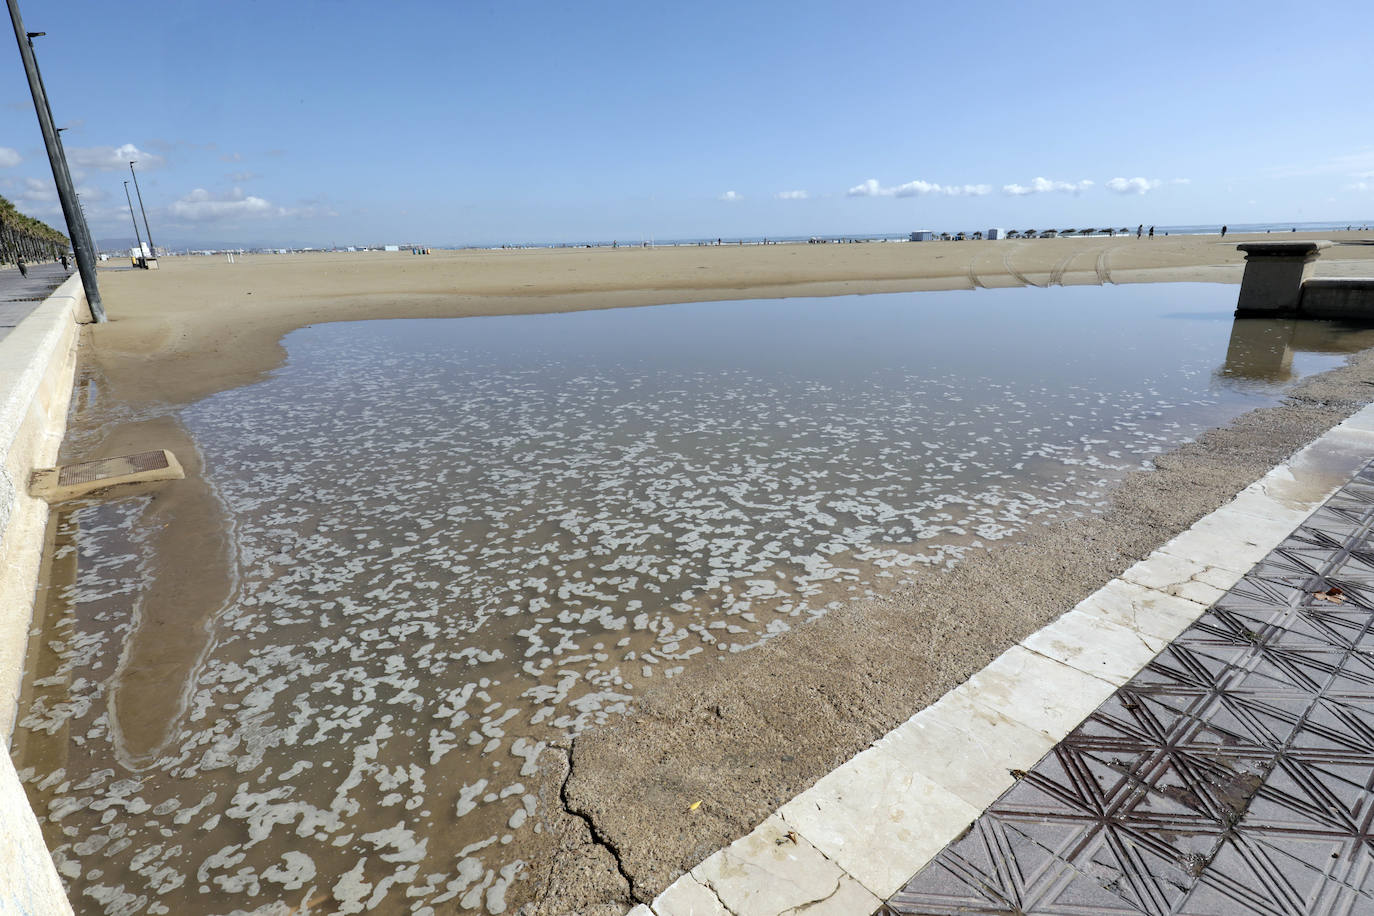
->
884, 461, 1374, 915
0, 262, 72, 342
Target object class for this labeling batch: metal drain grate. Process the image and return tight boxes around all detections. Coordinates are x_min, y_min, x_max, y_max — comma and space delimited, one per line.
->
57, 450, 170, 487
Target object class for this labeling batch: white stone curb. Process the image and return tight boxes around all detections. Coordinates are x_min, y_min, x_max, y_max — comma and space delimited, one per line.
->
0, 273, 83, 916
645, 403, 1374, 915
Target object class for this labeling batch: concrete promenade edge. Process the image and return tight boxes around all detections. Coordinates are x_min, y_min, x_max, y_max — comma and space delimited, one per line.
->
638, 401, 1374, 916
0, 273, 83, 916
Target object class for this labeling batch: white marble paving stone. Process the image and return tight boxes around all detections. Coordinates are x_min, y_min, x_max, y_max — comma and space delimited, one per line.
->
1279, 429, 1374, 494
689, 814, 851, 916
878, 687, 1055, 811
629, 905, 657, 916
957, 644, 1118, 739
1247, 459, 1339, 513
652, 875, 731, 916
1121, 552, 1239, 607
1021, 610, 1168, 686
1072, 577, 1210, 642
776, 745, 980, 899
1336, 406, 1374, 435
1193, 504, 1305, 546
1223, 489, 1317, 528
1158, 522, 1277, 575
782, 874, 881, 914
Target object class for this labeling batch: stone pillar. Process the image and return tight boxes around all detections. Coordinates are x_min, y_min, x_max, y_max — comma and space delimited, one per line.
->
1235, 241, 1330, 317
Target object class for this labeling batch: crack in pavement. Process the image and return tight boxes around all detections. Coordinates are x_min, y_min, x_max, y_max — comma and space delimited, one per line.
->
695, 872, 741, 916
776, 870, 844, 916
556, 743, 644, 906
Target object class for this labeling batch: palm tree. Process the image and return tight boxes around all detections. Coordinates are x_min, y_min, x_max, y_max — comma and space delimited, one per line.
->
0, 194, 69, 265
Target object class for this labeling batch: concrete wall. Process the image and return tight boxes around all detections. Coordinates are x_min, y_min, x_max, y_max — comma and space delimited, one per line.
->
0, 275, 82, 916
1299, 278, 1374, 320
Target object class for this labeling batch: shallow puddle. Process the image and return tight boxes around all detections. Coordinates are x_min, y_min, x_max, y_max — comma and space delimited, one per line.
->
14, 286, 1372, 914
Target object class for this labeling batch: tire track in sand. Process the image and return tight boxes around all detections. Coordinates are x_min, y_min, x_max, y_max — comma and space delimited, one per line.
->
967, 251, 986, 289
1095, 246, 1118, 284
1047, 250, 1078, 286
1001, 244, 1042, 288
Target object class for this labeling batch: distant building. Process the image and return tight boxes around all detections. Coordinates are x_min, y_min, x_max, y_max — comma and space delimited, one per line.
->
908, 230, 935, 242
986, 228, 1004, 240
384, 245, 400, 252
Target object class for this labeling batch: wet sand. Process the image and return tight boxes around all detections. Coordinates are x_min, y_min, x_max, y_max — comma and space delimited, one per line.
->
58, 233, 1374, 913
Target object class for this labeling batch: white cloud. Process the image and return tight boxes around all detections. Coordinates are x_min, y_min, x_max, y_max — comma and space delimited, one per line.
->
20, 176, 55, 203
1169, 177, 1191, 185
68, 143, 165, 171
0, 147, 20, 168
847, 178, 990, 198
1002, 177, 1093, 196
17, 176, 106, 207
1106, 176, 1163, 195
775, 190, 808, 200
719, 190, 741, 202
169, 187, 274, 221
167, 188, 336, 221
1347, 181, 1372, 192
227, 170, 262, 182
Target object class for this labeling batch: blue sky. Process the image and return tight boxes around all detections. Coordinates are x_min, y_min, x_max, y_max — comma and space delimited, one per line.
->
2, 0, 1372, 247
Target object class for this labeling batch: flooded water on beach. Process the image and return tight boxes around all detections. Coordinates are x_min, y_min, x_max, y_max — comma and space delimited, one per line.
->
13, 285, 1371, 915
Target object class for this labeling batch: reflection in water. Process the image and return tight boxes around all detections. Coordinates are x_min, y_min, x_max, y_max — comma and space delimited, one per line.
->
1219, 317, 1374, 384
13, 284, 1366, 915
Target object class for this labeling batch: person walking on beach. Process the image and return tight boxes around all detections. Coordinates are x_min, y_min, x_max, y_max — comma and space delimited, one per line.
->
1149, 226, 1154, 238
1137, 224, 1143, 239
16, 257, 27, 278
1221, 225, 1228, 238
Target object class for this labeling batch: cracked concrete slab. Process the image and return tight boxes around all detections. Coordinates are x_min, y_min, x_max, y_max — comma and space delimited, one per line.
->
1071, 577, 1210, 642
689, 815, 848, 916
776, 756, 979, 898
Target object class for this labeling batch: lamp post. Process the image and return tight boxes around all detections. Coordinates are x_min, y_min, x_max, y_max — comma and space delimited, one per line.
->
5, 0, 105, 321
123, 180, 145, 268
128, 160, 156, 265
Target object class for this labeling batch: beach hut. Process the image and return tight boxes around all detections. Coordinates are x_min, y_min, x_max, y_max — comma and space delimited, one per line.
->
908, 230, 935, 242
986, 228, 1004, 240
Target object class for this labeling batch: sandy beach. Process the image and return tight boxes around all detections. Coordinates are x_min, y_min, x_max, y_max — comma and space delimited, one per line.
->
83, 233, 1374, 412
46, 232, 1374, 913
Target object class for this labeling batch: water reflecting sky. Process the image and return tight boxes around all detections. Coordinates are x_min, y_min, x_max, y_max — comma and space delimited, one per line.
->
15, 284, 1364, 915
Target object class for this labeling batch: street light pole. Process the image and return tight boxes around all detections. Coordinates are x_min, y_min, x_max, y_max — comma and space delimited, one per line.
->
128, 160, 156, 262
123, 181, 145, 267
5, 0, 105, 321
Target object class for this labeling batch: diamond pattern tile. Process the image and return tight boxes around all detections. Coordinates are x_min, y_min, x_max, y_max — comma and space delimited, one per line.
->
884, 459, 1374, 915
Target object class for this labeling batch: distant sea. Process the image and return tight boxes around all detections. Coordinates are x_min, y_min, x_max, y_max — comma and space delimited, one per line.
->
470, 219, 1373, 250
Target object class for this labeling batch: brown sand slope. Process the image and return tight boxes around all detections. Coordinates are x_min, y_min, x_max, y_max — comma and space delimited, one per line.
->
68, 232, 1374, 913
